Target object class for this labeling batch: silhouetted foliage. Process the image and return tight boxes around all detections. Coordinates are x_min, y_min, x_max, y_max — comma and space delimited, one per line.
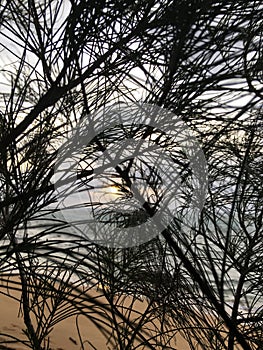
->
0, 1, 262, 349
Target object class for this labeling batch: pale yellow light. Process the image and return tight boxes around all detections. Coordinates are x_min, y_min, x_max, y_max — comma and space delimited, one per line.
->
108, 186, 120, 195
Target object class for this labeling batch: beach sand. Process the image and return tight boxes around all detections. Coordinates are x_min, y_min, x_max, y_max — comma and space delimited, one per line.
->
0, 276, 192, 350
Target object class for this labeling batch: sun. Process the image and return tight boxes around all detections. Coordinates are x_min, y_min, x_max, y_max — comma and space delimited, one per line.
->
108, 185, 120, 195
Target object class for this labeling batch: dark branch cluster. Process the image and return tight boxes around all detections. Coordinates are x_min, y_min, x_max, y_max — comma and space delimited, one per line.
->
0, 1, 262, 349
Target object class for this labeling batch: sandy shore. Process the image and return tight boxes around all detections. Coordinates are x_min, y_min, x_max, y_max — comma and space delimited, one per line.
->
0, 275, 192, 350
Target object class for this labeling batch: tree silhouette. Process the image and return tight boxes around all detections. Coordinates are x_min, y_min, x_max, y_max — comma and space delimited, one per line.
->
0, 1, 262, 349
